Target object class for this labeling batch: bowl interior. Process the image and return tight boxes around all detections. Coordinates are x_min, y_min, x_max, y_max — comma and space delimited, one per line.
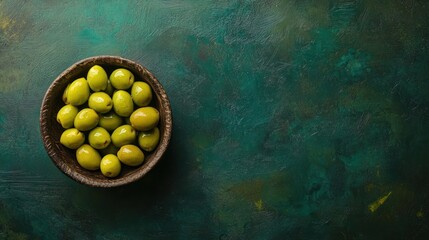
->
40, 56, 172, 187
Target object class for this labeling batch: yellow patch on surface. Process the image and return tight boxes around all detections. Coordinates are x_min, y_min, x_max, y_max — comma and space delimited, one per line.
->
254, 199, 264, 211
0, 8, 14, 30
0, 18, 11, 29
368, 191, 392, 213
416, 210, 424, 218
0, 6, 24, 43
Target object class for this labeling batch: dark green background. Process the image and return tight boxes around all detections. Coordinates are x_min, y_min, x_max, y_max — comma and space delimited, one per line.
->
1, 0, 429, 239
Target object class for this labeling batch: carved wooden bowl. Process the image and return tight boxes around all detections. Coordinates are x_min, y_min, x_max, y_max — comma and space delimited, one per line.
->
40, 56, 172, 187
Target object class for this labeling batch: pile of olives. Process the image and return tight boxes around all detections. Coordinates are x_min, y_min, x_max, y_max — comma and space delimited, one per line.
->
56, 65, 160, 178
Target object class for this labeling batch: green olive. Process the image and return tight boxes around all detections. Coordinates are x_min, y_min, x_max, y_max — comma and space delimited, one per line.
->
99, 143, 119, 156
111, 124, 136, 147
131, 81, 152, 107
87, 65, 108, 91
88, 92, 113, 113
129, 107, 159, 131
56, 104, 78, 129
100, 154, 121, 178
112, 90, 134, 117
74, 108, 99, 131
110, 68, 134, 90
117, 144, 144, 166
76, 144, 101, 170
98, 111, 123, 132
138, 127, 160, 152
105, 80, 114, 96
60, 128, 85, 149
67, 78, 90, 106
62, 84, 71, 104
88, 127, 111, 149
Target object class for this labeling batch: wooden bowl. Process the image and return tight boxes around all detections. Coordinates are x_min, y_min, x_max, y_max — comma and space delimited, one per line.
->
40, 56, 172, 187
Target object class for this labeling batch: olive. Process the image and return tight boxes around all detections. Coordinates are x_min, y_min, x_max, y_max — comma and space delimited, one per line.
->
100, 154, 121, 178
105, 80, 114, 96
56, 104, 78, 129
74, 108, 99, 131
110, 68, 134, 90
112, 90, 134, 117
67, 78, 90, 106
129, 107, 159, 131
62, 84, 71, 104
131, 81, 152, 107
117, 144, 144, 167
111, 124, 136, 147
88, 127, 111, 149
98, 111, 123, 132
76, 144, 101, 170
99, 143, 119, 156
88, 92, 112, 113
138, 127, 160, 152
60, 128, 85, 149
87, 65, 108, 91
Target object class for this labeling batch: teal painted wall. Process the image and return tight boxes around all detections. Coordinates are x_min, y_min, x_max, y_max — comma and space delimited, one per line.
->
1, 0, 429, 239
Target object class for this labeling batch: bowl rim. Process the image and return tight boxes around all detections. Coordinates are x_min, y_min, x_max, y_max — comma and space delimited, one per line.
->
40, 55, 172, 187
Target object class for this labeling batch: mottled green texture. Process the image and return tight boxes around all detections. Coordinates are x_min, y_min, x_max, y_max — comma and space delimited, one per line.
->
1, 0, 429, 239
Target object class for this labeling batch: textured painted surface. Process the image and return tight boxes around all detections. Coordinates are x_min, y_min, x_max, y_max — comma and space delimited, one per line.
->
1, 0, 429, 239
